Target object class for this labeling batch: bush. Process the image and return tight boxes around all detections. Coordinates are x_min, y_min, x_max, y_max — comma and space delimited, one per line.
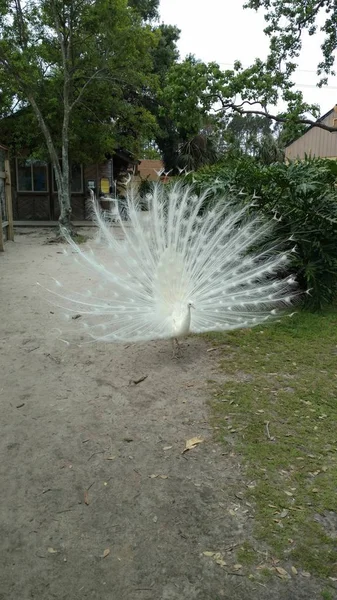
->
188, 157, 337, 310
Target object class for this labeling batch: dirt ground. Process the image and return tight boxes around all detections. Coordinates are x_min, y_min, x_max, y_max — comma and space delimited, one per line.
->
0, 229, 328, 600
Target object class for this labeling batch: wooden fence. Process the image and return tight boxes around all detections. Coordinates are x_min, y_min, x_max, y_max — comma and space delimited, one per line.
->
0, 144, 14, 251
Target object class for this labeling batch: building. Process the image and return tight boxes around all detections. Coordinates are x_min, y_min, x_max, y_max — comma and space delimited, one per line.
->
285, 105, 337, 161
136, 159, 164, 181
10, 149, 139, 221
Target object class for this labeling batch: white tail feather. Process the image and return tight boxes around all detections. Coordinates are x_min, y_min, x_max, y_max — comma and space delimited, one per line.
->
50, 183, 298, 343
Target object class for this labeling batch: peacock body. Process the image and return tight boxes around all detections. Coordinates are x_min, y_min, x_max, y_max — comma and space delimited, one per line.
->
49, 184, 297, 349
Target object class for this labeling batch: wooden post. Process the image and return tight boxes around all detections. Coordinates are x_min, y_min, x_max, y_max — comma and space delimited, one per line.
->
0, 195, 4, 251
4, 155, 14, 241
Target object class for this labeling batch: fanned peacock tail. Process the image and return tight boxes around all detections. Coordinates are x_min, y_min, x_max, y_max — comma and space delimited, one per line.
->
45, 183, 298, 344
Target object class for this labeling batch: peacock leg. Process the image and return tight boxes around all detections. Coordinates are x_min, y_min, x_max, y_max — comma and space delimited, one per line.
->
171, 337, 181, 359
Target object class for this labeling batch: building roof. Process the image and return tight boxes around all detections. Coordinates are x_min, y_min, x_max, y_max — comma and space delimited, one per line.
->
137, 159, 164, 181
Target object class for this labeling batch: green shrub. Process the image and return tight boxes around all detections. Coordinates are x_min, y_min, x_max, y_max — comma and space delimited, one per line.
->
188, 157, 337, 310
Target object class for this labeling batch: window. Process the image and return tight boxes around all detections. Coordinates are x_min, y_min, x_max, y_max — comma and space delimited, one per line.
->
53, 162, 83, 193
17, 159, 48, 192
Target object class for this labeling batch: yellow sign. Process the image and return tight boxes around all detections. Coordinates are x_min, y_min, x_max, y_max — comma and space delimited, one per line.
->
100, 178, 110, 194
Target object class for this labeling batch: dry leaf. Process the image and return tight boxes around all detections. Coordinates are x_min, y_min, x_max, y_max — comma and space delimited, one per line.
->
153, 515, 158, 523
215, 558, 226, 567
279, 509, 289, 518
182, 437, 204, 453
149, 474, 168, 479
203, 551, 215, 557
276, 567, 289, 579
102, 548, 110, 558
163, 446, 172, 451
291, 566, 298, 575
48, 547, 58, 554
150, 474, 157, 479
84, 491, 89, 505
159, 475, 168, 479
301, 571, 311, 578
105, 456, 116, 461
233, 564, 242, 571
284, 491, 293, 497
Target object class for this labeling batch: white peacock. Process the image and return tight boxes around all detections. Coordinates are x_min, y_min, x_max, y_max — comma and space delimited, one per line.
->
47, 184, 297, 356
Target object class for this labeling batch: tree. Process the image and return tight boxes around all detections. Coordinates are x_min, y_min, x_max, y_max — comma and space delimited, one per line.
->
0, 0, 159, 231
215, 0, 337, 133
156, 2, 337, 156
223, 114, 284, 164
140, 22, 182, 169
156, 55, 227, 170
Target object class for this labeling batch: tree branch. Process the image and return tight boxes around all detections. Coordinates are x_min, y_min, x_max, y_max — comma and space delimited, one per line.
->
216, 100, 337, 133
297, 0, 326, 28
69, 68, 106, 112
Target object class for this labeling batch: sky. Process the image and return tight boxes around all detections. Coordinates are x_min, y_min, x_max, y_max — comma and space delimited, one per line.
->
159, 0, 337, 117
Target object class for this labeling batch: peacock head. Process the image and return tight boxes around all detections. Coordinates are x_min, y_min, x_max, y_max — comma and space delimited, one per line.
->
188, 301, 195, 310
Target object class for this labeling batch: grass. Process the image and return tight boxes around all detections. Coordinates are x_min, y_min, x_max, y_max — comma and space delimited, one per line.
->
208, 309, 337, 579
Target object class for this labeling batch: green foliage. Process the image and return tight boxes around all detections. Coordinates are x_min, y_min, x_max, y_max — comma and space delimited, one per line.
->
246, 0, 337, 85
178, 132, 219, 171
0, 0, 160, 162
155, 55, 227, 170
190, 157, 337, 309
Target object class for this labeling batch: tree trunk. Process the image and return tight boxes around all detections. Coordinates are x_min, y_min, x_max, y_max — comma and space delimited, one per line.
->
58, 186, 72, 230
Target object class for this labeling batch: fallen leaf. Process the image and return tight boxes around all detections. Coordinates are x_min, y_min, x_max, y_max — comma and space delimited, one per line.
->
291, 566, 298, 575
215, 558, 226, 567
301, 571, 311, 578
48, 547, 58, 554
203, 551, 215, 557
150, 474, 157, 479
163, 446, 172, 451
159, 475, 168, 479
233, 564, 242, 570
279, 509, 289, 518
153, 515, 158, 523
84, 491, 89, 505
276, 567, 289, 579
102, 548, 110, 558
182, 437, 204, 453
284, 491, 293, 497
105, 456, 116, 461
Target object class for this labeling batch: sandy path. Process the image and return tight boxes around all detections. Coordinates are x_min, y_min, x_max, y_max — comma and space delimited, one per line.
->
0, 230, 323, 599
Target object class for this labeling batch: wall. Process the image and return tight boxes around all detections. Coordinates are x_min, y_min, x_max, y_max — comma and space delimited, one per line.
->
285, 108, 337, 160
